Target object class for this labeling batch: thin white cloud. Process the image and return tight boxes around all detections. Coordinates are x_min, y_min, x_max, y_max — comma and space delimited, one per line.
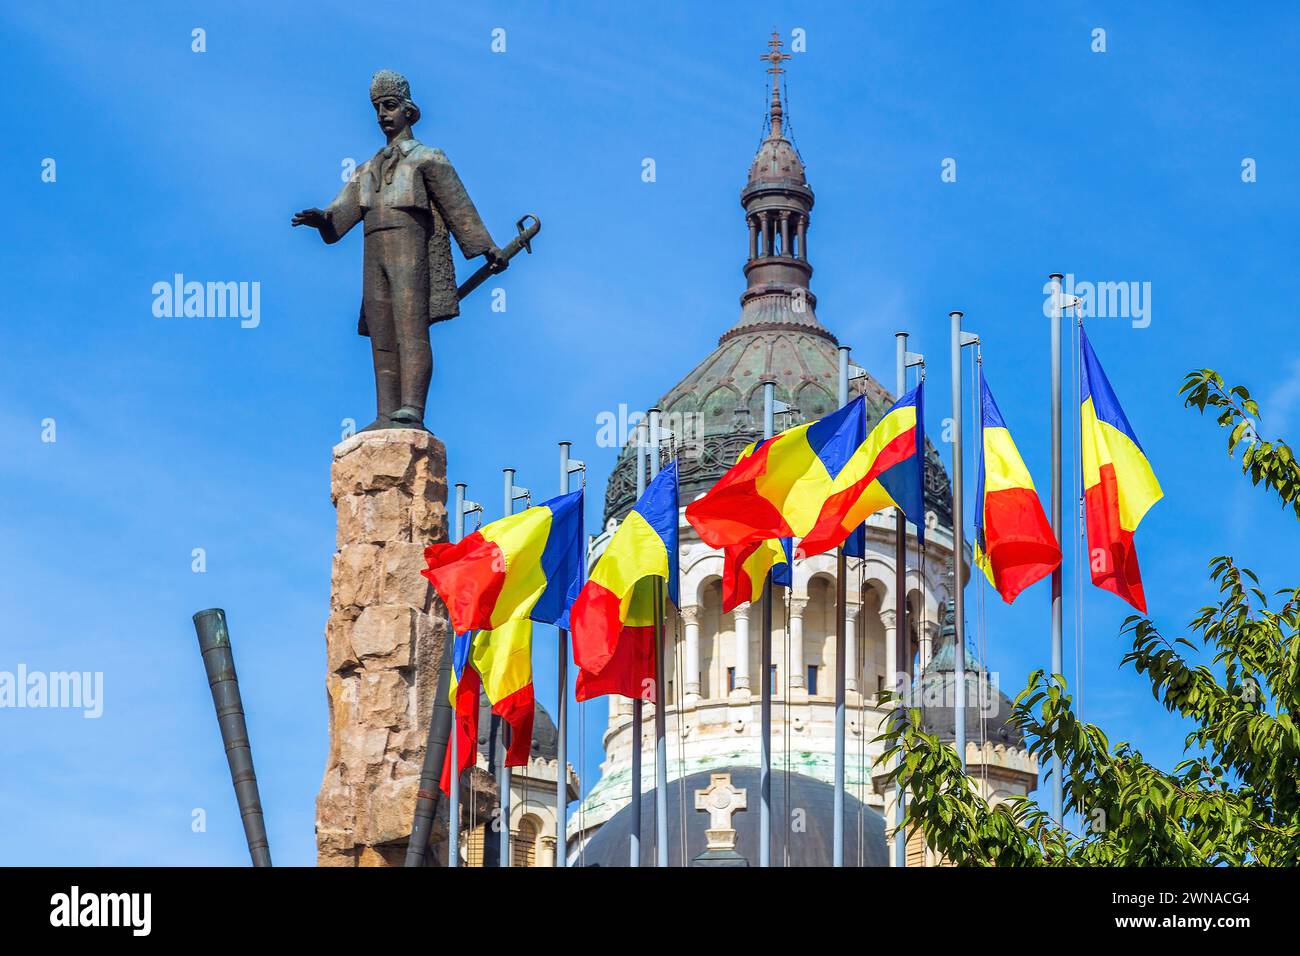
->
1265, 358, 1300, 437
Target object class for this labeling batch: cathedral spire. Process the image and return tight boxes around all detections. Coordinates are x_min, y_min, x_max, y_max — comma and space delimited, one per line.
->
761, 31, 792, 139
732, 33, 825, 340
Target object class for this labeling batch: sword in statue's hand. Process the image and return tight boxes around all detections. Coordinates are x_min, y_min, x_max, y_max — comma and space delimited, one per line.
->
457, 214, 540, 302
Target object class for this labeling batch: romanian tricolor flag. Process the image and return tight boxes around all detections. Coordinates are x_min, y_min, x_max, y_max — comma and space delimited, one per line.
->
421, 489, 583, 767
574, 577, 658, 703
440, 630, 481, 794
468, 618, 535, 766
722, 537, 792, 613
421, 489, 584, 634
685, 387, 926, 558
1080, 328, 1162, 612
973, 373, 1061, 604
571, 460, 679, 699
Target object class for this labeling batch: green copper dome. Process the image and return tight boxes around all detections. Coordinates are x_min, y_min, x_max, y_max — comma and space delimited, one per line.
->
601, 318, 954, 529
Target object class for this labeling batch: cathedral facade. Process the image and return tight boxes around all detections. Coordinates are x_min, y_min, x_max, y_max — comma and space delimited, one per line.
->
565, 40, 1037, 866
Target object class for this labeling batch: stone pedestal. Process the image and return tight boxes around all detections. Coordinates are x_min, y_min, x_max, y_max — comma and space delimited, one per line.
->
316, 429, 449, 866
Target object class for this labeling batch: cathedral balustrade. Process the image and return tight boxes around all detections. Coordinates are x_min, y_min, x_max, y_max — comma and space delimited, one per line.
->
597, 688, 898, 770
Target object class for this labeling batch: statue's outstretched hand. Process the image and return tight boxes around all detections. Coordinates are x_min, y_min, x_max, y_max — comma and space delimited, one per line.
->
484, 245, 509, 273
292, 208, 329, 229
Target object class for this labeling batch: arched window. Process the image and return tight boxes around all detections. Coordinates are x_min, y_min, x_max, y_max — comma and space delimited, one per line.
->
859, 585, 887, 701
807, 575, 835, 690
511, 816, 539, 867
464, 825, 486, 867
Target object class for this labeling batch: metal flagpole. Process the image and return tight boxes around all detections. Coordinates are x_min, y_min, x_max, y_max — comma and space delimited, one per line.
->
949, 312, 979, 772
760, 380, 776, 868
446, 482, 482, 868
1047, 272, 1065, 826
630, 421, 647, 866
893, 334, 907, 867
484, 717, 501, 866
649, 406, 670, 867
449, 484, 466, 867
556, 442, 584, 866
448, 487, 463, 870
890, 334, 909, 867
833, 345, 850, 867
498, 467, 530, 867
555, 448, 570, 869
499, 468, 514, 868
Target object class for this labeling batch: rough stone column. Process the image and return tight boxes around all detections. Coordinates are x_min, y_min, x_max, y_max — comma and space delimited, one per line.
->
316, 429, 449, 867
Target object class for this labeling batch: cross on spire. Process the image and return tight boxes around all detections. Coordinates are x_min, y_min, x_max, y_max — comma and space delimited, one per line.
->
762, 31, 791, 77
760, 31, 792, 136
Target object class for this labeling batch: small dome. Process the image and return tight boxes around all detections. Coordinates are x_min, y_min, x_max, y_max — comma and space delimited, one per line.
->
917, 601, 1025, 749
574, 768, 887, 867
748, 133, 807, 187
474, 696, 560, 762
529, 700, 559, 760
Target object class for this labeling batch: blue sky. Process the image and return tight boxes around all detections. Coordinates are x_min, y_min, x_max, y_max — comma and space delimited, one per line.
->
2, 2, 1297, 865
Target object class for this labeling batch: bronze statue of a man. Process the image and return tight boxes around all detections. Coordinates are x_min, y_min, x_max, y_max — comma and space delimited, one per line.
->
293, 70, 507, 431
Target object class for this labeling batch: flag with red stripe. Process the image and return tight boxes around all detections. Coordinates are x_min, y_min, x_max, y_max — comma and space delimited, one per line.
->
973, 372, 1061, 604
1080, 328, 1162, 612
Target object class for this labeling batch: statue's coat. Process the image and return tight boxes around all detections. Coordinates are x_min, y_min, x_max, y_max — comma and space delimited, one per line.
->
324, 138, 495, 334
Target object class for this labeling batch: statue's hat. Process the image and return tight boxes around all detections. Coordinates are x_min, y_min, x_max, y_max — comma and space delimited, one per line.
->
369, 69, 420, 124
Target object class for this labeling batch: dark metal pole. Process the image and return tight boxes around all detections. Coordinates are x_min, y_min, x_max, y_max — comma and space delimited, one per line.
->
193, 608, 272, 867
484, 716, 501, 867
405, 637, 456, 867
